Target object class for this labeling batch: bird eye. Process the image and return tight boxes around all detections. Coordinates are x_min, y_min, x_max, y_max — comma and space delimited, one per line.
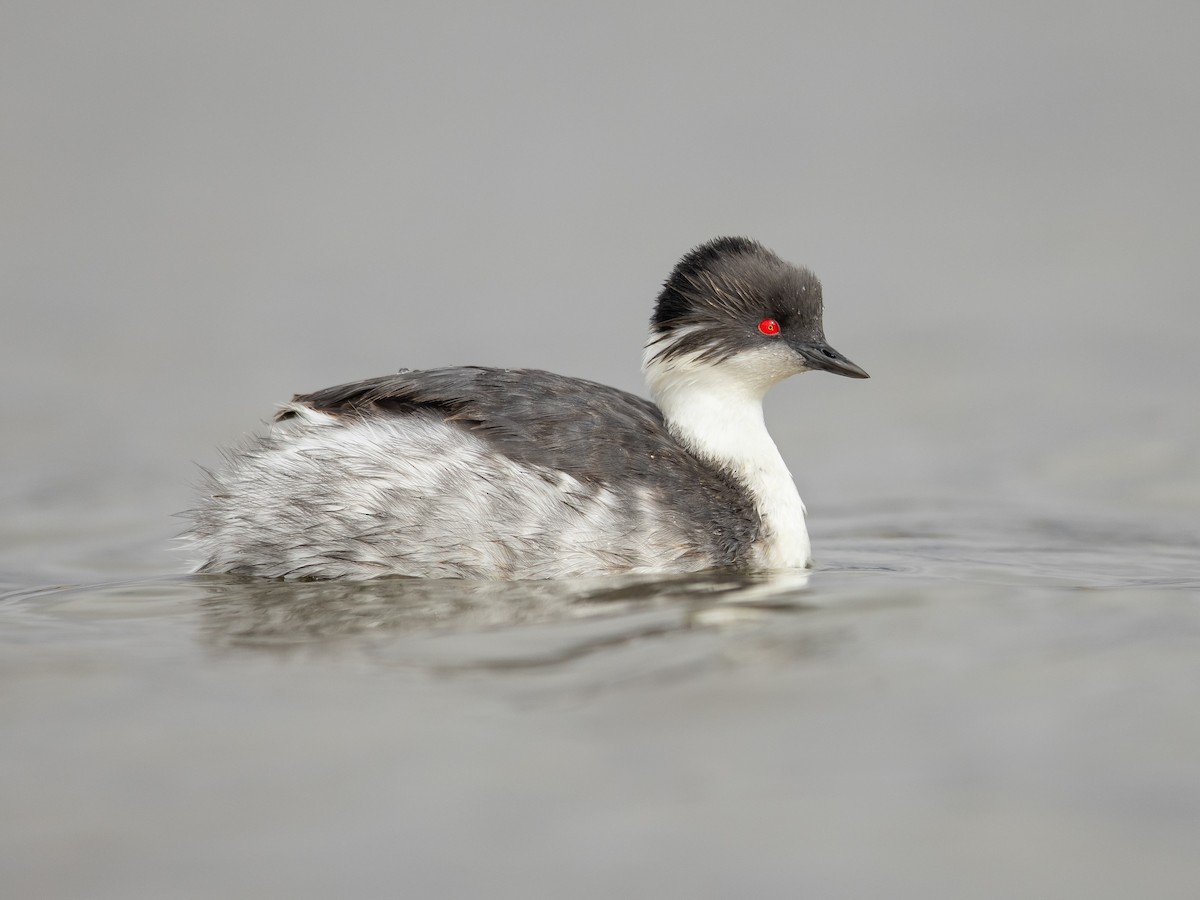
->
758, 318, 781, 336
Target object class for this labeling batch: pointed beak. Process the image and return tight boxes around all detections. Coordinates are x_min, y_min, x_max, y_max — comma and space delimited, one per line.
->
795, 340, 870, 379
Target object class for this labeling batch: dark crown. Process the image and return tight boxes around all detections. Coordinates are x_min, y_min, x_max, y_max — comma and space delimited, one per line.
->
649, 237, 826, 364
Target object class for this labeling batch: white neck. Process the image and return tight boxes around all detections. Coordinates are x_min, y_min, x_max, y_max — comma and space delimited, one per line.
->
643, 338, 812, 569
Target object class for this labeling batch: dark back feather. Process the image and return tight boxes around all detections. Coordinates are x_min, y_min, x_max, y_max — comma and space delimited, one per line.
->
278, 366, 761, 564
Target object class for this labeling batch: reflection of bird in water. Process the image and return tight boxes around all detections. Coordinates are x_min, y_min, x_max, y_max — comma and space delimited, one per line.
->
193, 570, 816, 668
186, 238, 867, 579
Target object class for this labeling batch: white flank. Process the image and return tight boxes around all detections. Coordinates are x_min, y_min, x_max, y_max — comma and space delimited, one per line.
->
187, 405, 709, 579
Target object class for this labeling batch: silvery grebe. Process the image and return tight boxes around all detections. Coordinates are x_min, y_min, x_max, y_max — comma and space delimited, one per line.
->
187, 237, 868, 579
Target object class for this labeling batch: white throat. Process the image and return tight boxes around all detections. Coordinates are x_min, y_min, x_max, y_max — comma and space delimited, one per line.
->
642, 336, 812, 569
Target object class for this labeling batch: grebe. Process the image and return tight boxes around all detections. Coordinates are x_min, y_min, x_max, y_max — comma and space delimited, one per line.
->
187, 237, 868, 579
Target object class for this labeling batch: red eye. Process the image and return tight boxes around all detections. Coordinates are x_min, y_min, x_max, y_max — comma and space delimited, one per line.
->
758, 318, 781, 336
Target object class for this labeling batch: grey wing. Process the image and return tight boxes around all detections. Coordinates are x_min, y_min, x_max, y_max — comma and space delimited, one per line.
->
279, 367, 668, 478
279, 366, 760, 563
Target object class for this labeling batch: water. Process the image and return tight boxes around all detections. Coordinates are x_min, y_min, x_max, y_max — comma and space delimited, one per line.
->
4, 504, 1198, 899
4, 2, 1200, 897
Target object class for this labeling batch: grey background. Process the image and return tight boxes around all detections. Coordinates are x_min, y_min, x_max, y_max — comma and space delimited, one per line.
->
5, 1, 1198, 583
3, 4, 1200, 898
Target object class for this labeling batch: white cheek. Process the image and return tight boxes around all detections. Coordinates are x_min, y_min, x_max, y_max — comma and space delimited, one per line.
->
722, 343, 806, 388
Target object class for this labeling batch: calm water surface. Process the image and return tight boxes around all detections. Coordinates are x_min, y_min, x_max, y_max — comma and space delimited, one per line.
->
3, 503, 1198, 899
6, 2, 1200, 897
